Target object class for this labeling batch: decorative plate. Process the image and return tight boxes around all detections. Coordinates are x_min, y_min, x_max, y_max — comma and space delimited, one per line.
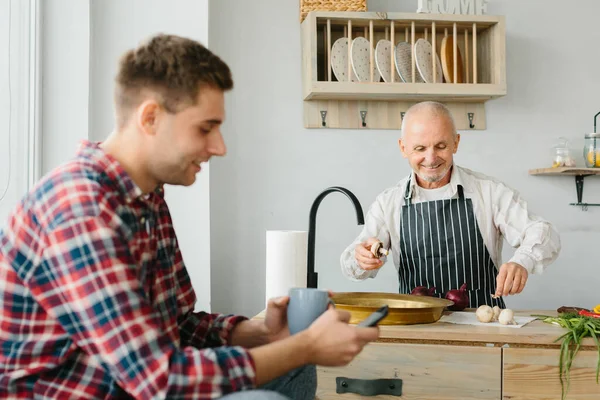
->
414, 38, 443, 83
441, 35, 464, 83
351, 37, 381, 82
375, 39, 400, 82
330, 37, 357, 82
394, 41, 424, 83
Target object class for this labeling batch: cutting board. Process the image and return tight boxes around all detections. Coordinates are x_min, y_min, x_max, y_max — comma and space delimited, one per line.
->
441, 35, 464, 83
440, 311, 537, 328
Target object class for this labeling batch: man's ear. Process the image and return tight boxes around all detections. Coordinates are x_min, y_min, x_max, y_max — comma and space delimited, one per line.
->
136, 99, 161, 136
398, 138, 408, 158
453, 133, 461, 154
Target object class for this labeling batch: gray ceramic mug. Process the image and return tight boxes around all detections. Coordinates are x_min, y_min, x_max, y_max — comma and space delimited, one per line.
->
287, 288, 335, 335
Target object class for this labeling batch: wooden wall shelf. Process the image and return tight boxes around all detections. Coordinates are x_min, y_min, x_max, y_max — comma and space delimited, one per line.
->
529, 167, 600, 210
529, 167, 600, 176
305, 82, 505, 101
301, 11, 506, 130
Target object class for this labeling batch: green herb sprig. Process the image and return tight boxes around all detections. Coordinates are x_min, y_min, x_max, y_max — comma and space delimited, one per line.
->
531, 313, 600, 400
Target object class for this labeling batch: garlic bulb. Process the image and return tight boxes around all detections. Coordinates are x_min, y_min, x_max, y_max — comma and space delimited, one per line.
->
492, 306, 501, 322
498, 308, 516, 325
476, 305, 494, 323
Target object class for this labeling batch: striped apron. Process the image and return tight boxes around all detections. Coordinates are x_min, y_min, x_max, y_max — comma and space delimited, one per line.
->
398, 177, 505, 308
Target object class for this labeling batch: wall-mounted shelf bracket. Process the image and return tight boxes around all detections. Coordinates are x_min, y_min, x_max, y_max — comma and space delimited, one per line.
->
529, 167, 600, 211
569, 175, 600, 211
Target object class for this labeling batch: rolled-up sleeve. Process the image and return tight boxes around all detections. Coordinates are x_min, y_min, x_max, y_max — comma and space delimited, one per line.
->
491, 182, 561, 274
179, 310, 247, 349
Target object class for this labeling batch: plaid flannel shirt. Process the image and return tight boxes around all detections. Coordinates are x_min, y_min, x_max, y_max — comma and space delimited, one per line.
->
0, 141, 256, 399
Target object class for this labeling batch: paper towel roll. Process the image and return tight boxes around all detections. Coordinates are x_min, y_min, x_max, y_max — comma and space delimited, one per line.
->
265, 230, 308, 305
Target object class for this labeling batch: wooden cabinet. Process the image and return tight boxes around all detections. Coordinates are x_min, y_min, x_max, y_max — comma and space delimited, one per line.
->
316, 344, 600, 399
317, 343, 501, 399
312, 310, 600, 399
301, 11, 506, 130
252, 309, 599, 399
503, 348, 600, 400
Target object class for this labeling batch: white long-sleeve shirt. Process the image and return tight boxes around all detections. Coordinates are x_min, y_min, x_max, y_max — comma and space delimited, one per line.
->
340, 165, 561, 281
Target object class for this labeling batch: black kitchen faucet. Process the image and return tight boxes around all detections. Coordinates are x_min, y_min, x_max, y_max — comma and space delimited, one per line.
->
307, 187, 365, 288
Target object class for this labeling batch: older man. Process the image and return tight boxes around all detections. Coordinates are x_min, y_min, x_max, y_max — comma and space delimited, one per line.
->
341, 101, 560, 308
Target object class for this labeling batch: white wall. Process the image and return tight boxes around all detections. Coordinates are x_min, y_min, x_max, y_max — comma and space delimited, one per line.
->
34, 0, 212, 311
41, 0, 90, 174
209, 0, 600, 317
88, 0, 212, 311
0, 0, 32, 224
0, 1, 88, 221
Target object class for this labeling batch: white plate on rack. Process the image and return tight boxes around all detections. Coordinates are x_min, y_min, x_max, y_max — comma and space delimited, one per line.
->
394, 42, 424, 83
330, 37, 357, 82
351, 37, 381, 82
414, 38, 443, 83
375, 39, 400, 83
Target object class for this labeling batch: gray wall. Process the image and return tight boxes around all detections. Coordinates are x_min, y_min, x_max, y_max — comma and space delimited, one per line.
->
38, 0, 213, 311
88, 0, 212, 311
210, 0, 600, 317
1, 0, 90, 222
0, 0, 33, 223
41, 0, 90, 175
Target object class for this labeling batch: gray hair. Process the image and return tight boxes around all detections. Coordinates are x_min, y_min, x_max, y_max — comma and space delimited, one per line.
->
400, 101, 457, 138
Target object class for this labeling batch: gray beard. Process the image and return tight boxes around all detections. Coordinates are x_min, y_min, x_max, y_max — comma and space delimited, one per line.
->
417, 164, 452, 183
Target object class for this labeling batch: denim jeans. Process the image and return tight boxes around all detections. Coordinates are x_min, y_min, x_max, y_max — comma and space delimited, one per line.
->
218, 365, 317, 400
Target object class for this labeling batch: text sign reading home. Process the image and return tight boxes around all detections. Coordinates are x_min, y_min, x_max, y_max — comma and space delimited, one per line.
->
417, 0, 488, 15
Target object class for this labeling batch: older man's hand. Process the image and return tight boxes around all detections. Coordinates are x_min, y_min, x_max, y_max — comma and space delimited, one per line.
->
355, 237, 385, 271
495, 262, 528, 297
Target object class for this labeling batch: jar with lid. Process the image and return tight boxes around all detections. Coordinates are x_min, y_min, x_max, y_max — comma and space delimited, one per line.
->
552, 137, 576, 168
584, 133, 600, 168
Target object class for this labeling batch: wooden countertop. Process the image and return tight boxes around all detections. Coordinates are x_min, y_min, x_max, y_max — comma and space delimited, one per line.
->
252, 309, 597, 348
375, 310, 594, 347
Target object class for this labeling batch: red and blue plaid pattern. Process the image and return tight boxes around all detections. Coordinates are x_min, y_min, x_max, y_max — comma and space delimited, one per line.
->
0, 141, 256, 399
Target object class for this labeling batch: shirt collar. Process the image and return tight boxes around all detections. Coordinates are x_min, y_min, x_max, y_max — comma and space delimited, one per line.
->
75, 140, 164, 205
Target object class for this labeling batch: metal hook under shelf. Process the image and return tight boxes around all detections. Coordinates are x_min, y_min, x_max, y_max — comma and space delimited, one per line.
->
468, 112, 475, 129
320, 110, 327, 127
360, 110, 367, 127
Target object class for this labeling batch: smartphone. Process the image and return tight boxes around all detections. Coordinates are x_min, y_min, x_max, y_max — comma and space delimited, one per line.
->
357, 305, 389, 327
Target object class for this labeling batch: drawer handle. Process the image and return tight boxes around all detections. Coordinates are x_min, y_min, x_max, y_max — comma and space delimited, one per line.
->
336, 377, 403, 396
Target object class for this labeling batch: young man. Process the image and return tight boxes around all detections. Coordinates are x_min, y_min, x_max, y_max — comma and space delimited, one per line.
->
0, 34, 379, 400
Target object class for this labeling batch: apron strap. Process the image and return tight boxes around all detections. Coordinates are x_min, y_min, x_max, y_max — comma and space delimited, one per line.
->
457, 184, 465, 200
403, 176, 412, 205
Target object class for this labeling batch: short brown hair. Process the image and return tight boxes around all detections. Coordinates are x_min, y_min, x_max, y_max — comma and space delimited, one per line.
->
114, 33, 233, 127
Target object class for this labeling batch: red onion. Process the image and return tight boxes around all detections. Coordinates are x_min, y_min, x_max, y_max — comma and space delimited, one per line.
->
410, 286, 437, 296
445, 283, 469, 311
